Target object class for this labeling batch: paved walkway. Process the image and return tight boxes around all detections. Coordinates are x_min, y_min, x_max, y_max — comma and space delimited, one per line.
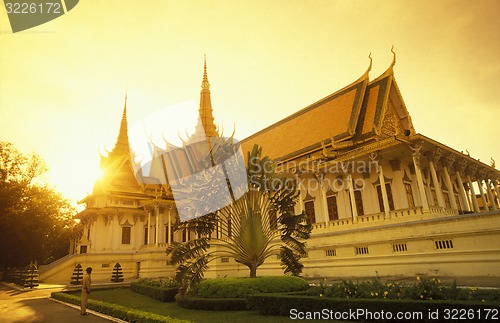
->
0, 282, 121, 323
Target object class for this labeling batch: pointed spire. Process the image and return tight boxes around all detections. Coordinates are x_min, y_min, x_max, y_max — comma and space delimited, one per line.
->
111, 92, 130, 156
191, 55, 218, 142
201, 54, 210, 91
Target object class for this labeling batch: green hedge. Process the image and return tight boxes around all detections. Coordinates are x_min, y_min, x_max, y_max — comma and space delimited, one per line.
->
175, 295, 247, 311
247, 293, 500, 321
191, 276, 309, 299
131, 282, 179, 302
51, 291, 191, 323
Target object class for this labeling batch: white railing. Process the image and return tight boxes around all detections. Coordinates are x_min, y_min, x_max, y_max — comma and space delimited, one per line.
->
311, 206, 431, 232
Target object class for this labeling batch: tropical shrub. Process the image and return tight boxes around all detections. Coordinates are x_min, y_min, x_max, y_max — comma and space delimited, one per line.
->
247, 293, 500, 318
167, 144, 311, 294
136, 277, 180, 288
131, 281, 179, 302
175, 295, 247, 311
191, 276, 309, 298
306, 276, 500, 302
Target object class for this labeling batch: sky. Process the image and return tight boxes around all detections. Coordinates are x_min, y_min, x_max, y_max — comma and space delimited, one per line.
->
1, 0, 499, 207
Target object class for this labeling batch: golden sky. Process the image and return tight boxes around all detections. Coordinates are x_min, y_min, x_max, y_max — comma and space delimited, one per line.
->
1, 0, 499, 205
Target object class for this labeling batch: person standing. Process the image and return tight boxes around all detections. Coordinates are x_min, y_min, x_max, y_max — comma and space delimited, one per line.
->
81, 267, 92, 315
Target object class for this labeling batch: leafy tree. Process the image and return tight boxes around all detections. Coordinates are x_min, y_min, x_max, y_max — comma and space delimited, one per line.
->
0, 142, 75, 268
167, 144, 311, 294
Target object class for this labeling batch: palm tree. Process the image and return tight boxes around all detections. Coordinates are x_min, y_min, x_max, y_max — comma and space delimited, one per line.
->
167, 144, 311, 294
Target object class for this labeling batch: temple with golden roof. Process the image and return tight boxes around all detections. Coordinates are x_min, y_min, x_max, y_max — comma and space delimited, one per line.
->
40, 54, 500, 283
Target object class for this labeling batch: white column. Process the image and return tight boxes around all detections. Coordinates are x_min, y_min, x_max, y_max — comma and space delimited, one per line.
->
467, 175, 480, 213
347, 173, 358, 223
91, 215, 97, 252
492, 180, 500, 209
378, 164, 391, 219
442, 166, 458, 210
147, 209, 151, 245
155, 205, 160, 246
455, 172, 469, 211
495, 181, 500, 203
316, 172, 329, 223
107, 214, 113, 250
411, 148, 429, 212
429, 160, 445, 208
294, 170, 305, 213
477, 180, 489, 212
486, 180, 497, 211
370, 152, 390, 217
168, 206, 172, 244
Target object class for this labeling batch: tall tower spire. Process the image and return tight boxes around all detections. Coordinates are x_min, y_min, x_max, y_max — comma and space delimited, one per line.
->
111, 92, 130, 156
192, 55, 218, 141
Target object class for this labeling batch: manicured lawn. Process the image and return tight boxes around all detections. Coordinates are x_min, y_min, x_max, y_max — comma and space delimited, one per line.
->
89, 288, 331, 323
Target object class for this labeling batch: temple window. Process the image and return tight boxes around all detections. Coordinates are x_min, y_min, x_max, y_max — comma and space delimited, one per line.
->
404, 182, 415, 208
376, 183, 395, 212
430, 187, 438, 206
121, 226, 131, 244
349, 190, 365, 216
326, 195, 339, 221
402, 170, 415, 208
443, 189, 451, 208
304, 201, 316, 224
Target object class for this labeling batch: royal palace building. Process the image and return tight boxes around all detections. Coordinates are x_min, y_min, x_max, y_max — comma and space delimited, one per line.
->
40, 55, 500, 283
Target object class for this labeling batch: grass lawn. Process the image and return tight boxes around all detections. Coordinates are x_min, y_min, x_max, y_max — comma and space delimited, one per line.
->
89, 288, 331, 323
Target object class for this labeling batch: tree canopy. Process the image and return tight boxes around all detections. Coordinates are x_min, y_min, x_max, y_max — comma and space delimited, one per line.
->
0, 142, 76, 268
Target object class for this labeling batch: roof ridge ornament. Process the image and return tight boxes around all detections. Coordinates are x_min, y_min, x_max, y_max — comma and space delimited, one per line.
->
368, 52, 373, 72
202, 53, 210, 91
370, 46, 396, 83
390, 45, 396, 69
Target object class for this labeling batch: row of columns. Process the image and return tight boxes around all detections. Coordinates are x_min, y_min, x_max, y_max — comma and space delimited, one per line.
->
292, 143, 499, 225
145, 204, 176, 246
411, 144, 499, 213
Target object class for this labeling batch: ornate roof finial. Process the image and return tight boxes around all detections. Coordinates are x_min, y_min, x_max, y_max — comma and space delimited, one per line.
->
371, 46, 397, 82
357, 52, 373, 81
390, 45, 396, 68
202, 53, 210, 90
363, 52, 373, 78
190, 56, 218, 143
110, 91, 130, 156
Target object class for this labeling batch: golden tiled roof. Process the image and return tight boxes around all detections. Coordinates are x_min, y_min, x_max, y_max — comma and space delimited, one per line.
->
241, 58, 416, 161
241, 73, 369, 160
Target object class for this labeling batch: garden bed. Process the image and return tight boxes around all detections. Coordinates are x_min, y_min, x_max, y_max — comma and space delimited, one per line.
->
175, 276, 309, 310
131, 281, 179, 302
51, 290, 191, 323
247, 293, 500, 320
